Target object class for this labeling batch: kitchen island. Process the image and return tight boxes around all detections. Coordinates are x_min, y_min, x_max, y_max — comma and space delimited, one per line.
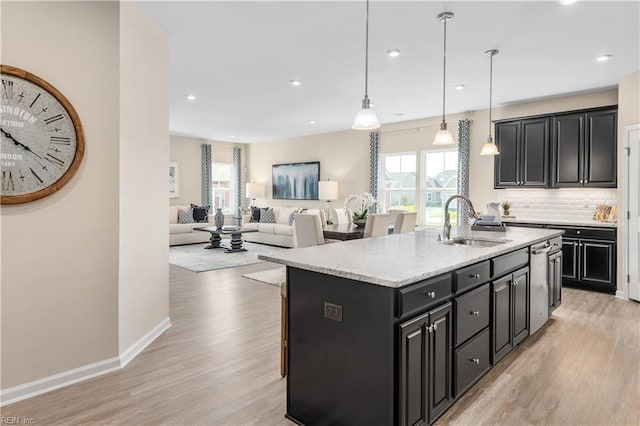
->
259, 226, 563, 426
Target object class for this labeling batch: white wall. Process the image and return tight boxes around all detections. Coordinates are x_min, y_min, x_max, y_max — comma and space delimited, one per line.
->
1, 1, 120, 388
1, 1, 170, 395
118, 2, 170, 353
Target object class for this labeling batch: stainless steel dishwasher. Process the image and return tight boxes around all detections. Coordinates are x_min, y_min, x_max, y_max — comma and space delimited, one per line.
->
530, 240, 552, 334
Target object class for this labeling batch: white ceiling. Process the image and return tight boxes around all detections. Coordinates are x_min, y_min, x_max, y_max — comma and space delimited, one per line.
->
137, 1, 640, 143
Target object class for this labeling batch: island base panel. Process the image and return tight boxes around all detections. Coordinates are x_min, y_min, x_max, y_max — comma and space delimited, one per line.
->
286, 267, 396, 426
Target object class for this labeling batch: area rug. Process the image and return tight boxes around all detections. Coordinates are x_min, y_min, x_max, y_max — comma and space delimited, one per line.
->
169, 242, 287, 272
242, 266, 286, 287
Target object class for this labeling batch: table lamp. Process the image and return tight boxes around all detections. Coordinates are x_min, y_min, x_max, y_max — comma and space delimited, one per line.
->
318, 180, 339, 224
246, 182, 264, 208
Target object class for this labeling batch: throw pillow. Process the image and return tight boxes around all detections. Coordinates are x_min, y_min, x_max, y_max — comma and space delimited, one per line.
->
288, 210, 297, 226
191, 203, 210, 223
260, 207, 276, 223
250, 207, 261, 223
178, 208, 195, 224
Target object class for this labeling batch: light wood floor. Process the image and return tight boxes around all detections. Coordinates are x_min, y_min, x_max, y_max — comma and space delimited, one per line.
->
2, 263, 639, 425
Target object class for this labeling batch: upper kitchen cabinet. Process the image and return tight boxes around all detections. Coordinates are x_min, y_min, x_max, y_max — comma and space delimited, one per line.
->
552, 108, 617, 188
494, 118, 550, 188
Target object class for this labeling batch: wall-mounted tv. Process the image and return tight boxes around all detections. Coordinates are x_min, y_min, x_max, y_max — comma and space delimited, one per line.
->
272, 161, 319, 200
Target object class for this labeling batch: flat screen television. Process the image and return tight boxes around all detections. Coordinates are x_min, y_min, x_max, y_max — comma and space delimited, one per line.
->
272, 161, 319, 200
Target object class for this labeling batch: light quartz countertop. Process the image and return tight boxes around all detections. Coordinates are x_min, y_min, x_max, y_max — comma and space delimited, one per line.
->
258, 227, 563, 288
501, 217, 617, 228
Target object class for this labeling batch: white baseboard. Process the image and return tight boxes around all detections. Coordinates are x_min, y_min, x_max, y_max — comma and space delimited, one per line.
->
615, 290, 629, 301
120, 317, 171, 368
0, 317, 171, 407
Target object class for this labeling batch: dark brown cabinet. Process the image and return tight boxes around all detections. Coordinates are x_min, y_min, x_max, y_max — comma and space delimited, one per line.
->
552, 108, 617, 188
491, 267, 529, 364
494, 118, 550, 188
548, 250, 563, 314
399, 302, 452, 426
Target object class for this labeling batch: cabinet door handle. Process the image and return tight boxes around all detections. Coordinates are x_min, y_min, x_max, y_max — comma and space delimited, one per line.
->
427, 325, 433, 333
470, 310, 480, 316
513, 280, 518, 287
469, 358, 480, 364
433, 322, 438, 331
423, 291, 436, 298
576, 230, 581, 235
470, 273, 481, 279
574, 242, 578, 247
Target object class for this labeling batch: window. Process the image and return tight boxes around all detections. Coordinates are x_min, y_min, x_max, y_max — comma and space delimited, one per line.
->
380, 153, 417, 213
212, 162, 236, 214
422, 150, 458, 226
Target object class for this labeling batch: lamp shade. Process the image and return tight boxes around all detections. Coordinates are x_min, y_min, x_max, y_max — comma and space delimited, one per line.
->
433, 127, 455, 145
318, 180, 339, 201
480, 137, 500, 156
246, 182, 264, 199
352, 108, 381, 130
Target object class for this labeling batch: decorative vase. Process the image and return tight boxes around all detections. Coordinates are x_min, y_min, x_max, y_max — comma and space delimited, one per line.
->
214, 208, 224, 229
503, 210, 510, 216
353, 218, 367, 228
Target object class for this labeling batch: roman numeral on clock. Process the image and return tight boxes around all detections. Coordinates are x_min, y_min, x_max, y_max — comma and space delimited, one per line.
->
1, 79, 14, 100
44, 114, 64, 125
29, 93, 41, 108
2, 170, 15, 191
30, 167, 43, 185
50, 136, 71, 145
45, 153, 65, 168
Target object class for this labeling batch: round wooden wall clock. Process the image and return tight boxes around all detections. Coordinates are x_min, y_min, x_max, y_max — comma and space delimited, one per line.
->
1, 65, 85, 204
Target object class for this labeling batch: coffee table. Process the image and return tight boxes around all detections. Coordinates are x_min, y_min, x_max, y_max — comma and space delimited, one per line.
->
194, 226, 258, 253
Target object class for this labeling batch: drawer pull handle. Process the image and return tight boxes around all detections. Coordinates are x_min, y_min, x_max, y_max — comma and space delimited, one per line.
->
470, 311, 480, 316
423, 291, 436, 298
470, 273, 481, 279
470, 358, 480, 364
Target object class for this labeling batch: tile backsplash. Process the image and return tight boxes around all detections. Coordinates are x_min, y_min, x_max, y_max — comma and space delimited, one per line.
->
495, 188, 617, 221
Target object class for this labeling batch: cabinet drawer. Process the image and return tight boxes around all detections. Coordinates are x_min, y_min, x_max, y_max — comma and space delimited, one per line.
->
492, 248, 529, 278
454, 261, 490, 293
454, 284, 490, 347
548, 226, 615, 241
454, 328, 491, 398
398, 274, 452, 318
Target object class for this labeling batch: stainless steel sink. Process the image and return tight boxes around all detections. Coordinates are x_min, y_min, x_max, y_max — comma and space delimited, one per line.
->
441, 237, 510, 248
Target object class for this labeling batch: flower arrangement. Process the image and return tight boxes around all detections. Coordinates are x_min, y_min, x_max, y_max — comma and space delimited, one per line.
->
344, 192, 377, 221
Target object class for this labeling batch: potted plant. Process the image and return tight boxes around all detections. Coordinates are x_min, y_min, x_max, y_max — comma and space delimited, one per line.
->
344, 192, 377, 227
501, 201, 512, 216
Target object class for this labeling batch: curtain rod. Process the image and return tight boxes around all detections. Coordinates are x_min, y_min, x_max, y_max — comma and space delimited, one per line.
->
378, 119, 473, 135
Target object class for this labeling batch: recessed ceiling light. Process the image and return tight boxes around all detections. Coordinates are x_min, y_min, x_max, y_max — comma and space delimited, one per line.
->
230, 135, 235, 139
395, 113, 405, 116
596, 54, 612, 62
290, 80, 302, 86
560, 0, 578, 5
308, 120, 316, 124
186, 94, 196, 101
386, 49, 401, 58
454, 84, 466, 90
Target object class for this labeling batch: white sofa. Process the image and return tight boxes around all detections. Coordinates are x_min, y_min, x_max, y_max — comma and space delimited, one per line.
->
241, 206, 326, 248
169, 204, 233, 246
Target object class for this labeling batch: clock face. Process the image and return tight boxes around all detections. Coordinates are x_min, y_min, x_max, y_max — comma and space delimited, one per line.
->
1, 65, 84, 204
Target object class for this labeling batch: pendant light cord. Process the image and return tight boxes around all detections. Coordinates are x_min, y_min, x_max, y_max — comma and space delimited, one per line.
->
442, 17, 447, 124
364, 0, 370, 100
488, 53, 493, 137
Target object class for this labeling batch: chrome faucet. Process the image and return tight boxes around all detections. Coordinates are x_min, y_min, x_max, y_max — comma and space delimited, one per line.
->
443, 195, 478, 241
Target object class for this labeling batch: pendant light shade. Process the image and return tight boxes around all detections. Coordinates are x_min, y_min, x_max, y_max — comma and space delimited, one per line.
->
433, 12, 455, 146
480, 49, 500, 156
353, 0, 380, 130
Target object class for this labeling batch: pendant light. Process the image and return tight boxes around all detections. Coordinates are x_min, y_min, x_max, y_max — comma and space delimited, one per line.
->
433, 12, 455, 145
352, 0, 380, 130
480, 49, 500, 156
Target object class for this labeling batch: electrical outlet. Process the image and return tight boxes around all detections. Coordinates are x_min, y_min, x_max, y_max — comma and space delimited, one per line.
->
324, 302, 343, 322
